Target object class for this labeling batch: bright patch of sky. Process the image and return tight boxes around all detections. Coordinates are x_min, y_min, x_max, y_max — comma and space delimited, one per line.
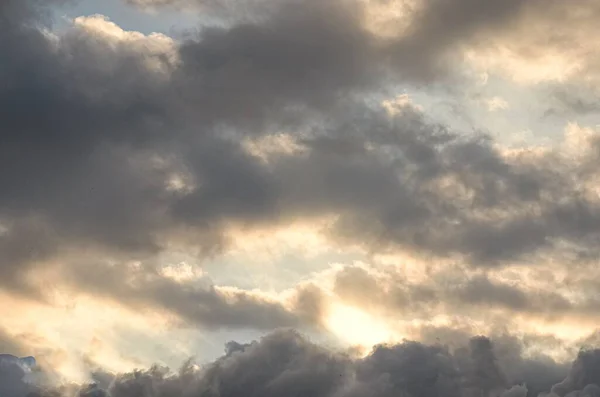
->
403, 73, 597, 149
54, 0, 199, 35
203, 250, 365, 292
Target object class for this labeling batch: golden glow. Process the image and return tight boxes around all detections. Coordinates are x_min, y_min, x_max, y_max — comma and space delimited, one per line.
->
324, 301, 395, 353
242, 133, 307, 163
363, 0, 422, 38
464, 47, 583, 84
381, 94, 424, 116
0, 292, 181, 381
160, 261, 204, 283
223, 218, 341, 264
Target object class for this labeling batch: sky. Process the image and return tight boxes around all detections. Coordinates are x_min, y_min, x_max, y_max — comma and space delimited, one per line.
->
3, 0, 600, 396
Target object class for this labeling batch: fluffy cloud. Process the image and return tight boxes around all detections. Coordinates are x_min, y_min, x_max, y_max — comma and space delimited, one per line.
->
3, 329, 597, 397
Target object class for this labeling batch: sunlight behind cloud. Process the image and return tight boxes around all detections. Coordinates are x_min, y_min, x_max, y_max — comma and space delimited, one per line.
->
223, 218, 343, 264
72, 14, 180, 74
0, 292, 184, 382
324, 301, 396, 353
362, 0, 421, 38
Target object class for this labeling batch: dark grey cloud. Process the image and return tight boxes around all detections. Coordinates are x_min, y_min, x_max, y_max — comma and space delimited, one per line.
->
417, 327, 571, 397
550, 350, 600, 397
0, 0, 180, 280
0, 354, 41, 397
0, 0, 384, 282
123, 0, 528, 66
3, 329, 594, 397
173, 0, 382, 124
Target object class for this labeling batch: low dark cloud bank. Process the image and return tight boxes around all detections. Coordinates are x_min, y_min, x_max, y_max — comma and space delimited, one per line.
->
4, 329, 599, 397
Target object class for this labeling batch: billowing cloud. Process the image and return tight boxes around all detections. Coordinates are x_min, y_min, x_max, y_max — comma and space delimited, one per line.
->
3, 329, 597, 397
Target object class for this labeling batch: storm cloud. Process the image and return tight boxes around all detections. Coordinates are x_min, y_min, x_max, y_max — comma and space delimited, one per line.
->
2, 329, 594, 397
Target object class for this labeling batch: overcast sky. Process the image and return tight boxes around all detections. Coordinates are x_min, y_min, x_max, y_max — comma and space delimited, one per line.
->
3, 0, 600, 396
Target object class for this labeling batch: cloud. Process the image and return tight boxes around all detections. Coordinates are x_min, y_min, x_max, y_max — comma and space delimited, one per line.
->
462, 1, 600, 85
328, 262, 600, 327
549, 350, 600, 397
545, 86, 600, 117
7, 3, 600, 396
484, 97, 509, 112
2, 329, 596, 397
4, 0, 600, 337
0, 329, 27, 358
124, 0, 596, 87
57, 260, 325, 332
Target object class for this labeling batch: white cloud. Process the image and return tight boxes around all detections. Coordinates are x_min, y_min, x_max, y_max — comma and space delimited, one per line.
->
485, 96, 509, 112
382, 94, 424, 116
72, 14, 180, 74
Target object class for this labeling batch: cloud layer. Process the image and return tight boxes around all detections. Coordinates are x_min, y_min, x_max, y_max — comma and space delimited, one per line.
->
3, 0, 600, 388
2, 329, 596, 397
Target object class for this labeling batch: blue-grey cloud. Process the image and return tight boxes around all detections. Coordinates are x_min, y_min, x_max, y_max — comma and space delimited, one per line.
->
2, 330, 594, 397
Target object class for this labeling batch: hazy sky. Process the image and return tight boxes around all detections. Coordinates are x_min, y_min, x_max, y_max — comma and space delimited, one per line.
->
3, 0, 600, 396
